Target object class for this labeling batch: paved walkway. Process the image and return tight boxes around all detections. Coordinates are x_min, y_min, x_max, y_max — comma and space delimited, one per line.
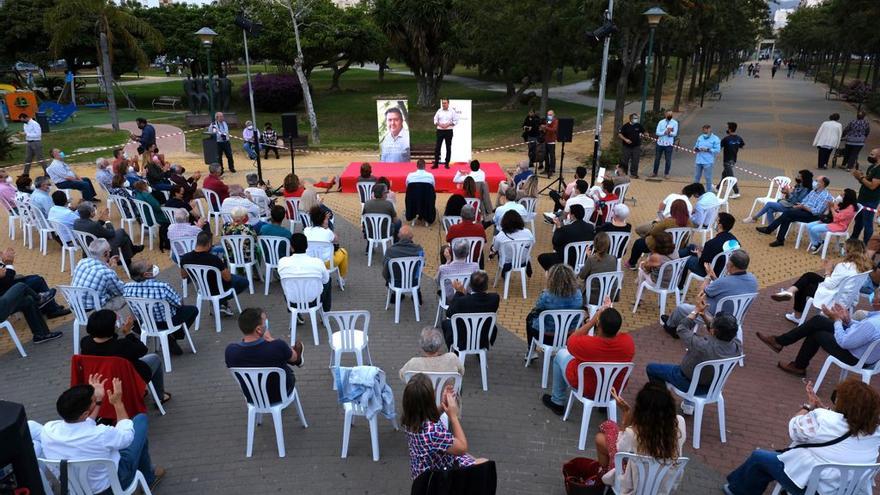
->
96, 121, 188, 156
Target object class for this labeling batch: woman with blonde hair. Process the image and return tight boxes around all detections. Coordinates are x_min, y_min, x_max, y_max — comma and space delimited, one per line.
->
525, 264, 583, 347
770, 239, 873, 323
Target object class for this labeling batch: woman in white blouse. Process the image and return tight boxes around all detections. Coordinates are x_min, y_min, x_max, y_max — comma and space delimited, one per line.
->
724, 379, 880, 494
302, 205, 348, 279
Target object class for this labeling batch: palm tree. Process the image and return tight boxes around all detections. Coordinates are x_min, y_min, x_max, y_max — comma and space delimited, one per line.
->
47, 0, 163, 131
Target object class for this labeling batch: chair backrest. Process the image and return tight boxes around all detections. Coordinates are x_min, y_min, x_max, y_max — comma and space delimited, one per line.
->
612, 182, 630, 203
499, 239, 532, 269
183, 264, 225, 297
517, 197, 537, 216
403, 371, 463, 407
58, 285, 101, 322
801, 462, 880, 495
695, 205, 720, 230
170, 236, 197, 263
161, 206, 186, 225
834, 272, 872, 310
284, 197, 301, 220
39, 457, 128, 495
442, 215, 462, 233
387, 256, 422, 290
768, 176, 792, 200
457, 236, 484, 264
229, 367, 290, 410
537, 309, 585, 349
203, 188, 222, 213
438, 273, 472, 306
716, 177, 737, 203
110, 195, 138, 222
306, 240, 334, 265
574, 362, 633, 403
221, 234, 256, 265
125, 296, 175, 332
28, 203, 53, 231
464, 197, 481, 213
584, 271, 623, 306
49, 220, 76, 245
667, 227, 691, 253
280, 275, 324, 308
298, 209, 313, 227
258, 235, 291, 267
613, 452, 689, 495
652, 257, 689, 291
0, 195, 17, 215
362, 213, 392, 241
131, 198, 158, 227
708, 250, 731, 278
687, 355, 742, 401
325, 310, 370, 351
71, 230, 98, 258
251, 194, 270, 217
563, 241, 593, 273
356, 182, 374, 204
606, 231, 631, 260
450, 312, 497, 352
715, 293, 758, 325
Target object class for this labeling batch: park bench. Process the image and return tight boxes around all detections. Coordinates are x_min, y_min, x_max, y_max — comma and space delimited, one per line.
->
707, 83, 722, 101
825, 88, 841, 101
410, 144, 435, 161
152, 96, 181, 110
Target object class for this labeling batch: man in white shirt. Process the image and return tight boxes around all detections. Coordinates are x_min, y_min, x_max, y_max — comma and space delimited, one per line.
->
20, 113, 44, 176
209, 112, 236, 173
432, 99, 459, 169
453, 160, 486, 184
221, 185, 265, 231
682, 182, 720, 228
651, 110, 679, 179
40, 374, 164, 494
242, 120, 261, 160
379, 107, 410, 163
48, 191, 78, 243
278, 233, 332, 312
493, 187, 527, 226
564, 181, 596, 215
406, 159, 436, 186
47, 148, 98, 201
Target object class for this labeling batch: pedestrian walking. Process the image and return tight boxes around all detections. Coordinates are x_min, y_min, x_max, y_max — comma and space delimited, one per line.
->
842, 111, 871, 170
812, 113, 843, 170
719, 122, 745, 198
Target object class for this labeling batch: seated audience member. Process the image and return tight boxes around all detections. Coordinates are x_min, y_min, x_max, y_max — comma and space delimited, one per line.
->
46, 148, 98, 201
300, 188, 335, 230
383, 225, 424, 285
805, 188, 858, 253
648, 299, 742, 413
461, 176, 478, 201
742, 169, 813, 224
180, 231, 249, 316
73, 201, 142, 266
682, 182, 720, 228
40, 374, 165, 493
758, 302, 880, 377
405, 160, 437, 226
123, 260, 199, 355
661, 249, 758, 336
724, 379, 880, 495
757, 175, 833, 247
29, 176, 54, 217
80, 310, 170, 403
164, 184, 195, 216
0, 169, 18, 205
657, 189, 694, 219
491, 210, 534, 277
399, 327, 465, 381
443, 194, 467, 217
355, 164, 377, 201
48, 190, 79, 241
222, 207, 260, 264
596, 203, 633, 234
561, 166, 589, 201
202, 163, 229, 205
563, 180, 595, 216
537, 204, 594, 271
16, 174, 33, 195
526, 264, 583, 346
278, 233, 331, 312
363, 183, 402, 241
543, 299, 635, 415
167, 164, 200, 202
578, 232, 618, 302
72, 239, 126, 311
442, 270, 500, 349
627, 199, 692, 270
437, 239, 479, 304
770, 239, 872, 323
225, 307, 304, 404
495, 161, 533, 204
492, 187, 527, 227
634, 231, 676, 290
402, 374, 487, 480
453, 159, 486, 185
595, 382, 685, 492
0, 281, 61, 343
445, 205, 486, 265
610, 162, 632, 186
95, 158, 114, 191
221, 185, 265, 233
259, 205, 293, 241
284, 173, 307, 199
108, 174, 138, 220
454, 161, 493, 216
143, 148, 171, 196
132, 180, 170, 251
406, 159, 436, 187
588, 179, 618, 224
168, 209, 208, 252
244, 173, 270, 216
680, 212, 738, 281
377, 176, 397, 204
0, 246, 69, 318
304, 206, 348, 279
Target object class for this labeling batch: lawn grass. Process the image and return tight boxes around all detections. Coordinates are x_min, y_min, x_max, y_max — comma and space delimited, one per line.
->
0, 127, 131, 168
386, 62, 590, 88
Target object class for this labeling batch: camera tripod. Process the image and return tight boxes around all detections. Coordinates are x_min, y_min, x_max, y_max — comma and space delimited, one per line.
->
539, 141, 567, 196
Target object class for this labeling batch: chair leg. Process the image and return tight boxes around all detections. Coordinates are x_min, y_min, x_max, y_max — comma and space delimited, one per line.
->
479, 351, 488, 391
524, 339, 536, 367
341, 407, 352, 458
183, 325, 197, 354
503, 272, 511, 299
632, 284, 644, 313
540, 350, 551, 389
577, 404, 594, 450
367, 243, 373, 267
717, 396, 726, 444
562, 392, 574, 421
149, 382, 166, 416
369, 414, 380, 461
290, 311, 298, 343
384, 288, 391, 310
271, 409, 286, 457
194, 296, 203, 331
692, 401, 705, 449
433, 303, 442, 328
659, 291, 668, 317
310, 311, 320, 346
159, 334, 172, 373
73, 322, 81, 355
245, 408, 256, 457
394, 292, 401, 324
212, 300, 222, 333
264, 267, 272, 295
245, 265, 255, 294
232, 291, 243, 313
412, 289, 420, 322
820, 235, 830, 259
520, 270, 527, 299
814, 358, 834, 392
293, 389, 308, 428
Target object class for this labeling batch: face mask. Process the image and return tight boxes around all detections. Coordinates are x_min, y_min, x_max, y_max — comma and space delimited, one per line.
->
146, 186, 153, 193
812, 180, 818, 189
151, 265, 160, 277
263, 318, 269, 332
631, 118, 639, 124
59, 151, 65, 159
128, 166, 135, 173
869, 156, 878, 165
547, 116, 553, 122
5, 177, 11, 184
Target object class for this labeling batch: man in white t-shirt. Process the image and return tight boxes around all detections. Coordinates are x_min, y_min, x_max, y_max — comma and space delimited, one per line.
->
493, 187, 527, 226
565, 181, 596, 215
278, 233, 331, 312
47, 191, 78, 243
406, 159, 436, 186
432, 99, 459, 169
453, 160, 486, 184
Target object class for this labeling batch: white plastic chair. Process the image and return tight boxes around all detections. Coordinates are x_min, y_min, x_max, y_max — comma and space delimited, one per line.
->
258, 235, 291, 295
449, 312, 497, 391
251, 194, 271, 219
17, 197, 35, 247
667, 227, 691, 254
524, 309, 585, 389
385, 256, 422, 324
39, 457, 152, 495
692, 205, 720, 245
606, 231, 631, 271
356, 182, 374, 211
564, 362, 634, 450
493, 240, 532, 299
820, 205, 864, 259
770, 462, 880, 495
682, 250, 731, 298
131, 198, 160, 250
58, 285, 101, 355
229, 367, 308, 458
285, 196, 301, 223
183, 264, 242, 332
336, 366, 398, 461
814, 339, 880, 392
632, 257, 689, 319
434, 273, 472, 327
563, 241, 593, 274
464, 197, 481, 219
584, 271, 623, 318
715, 293, 758, 343
49, 220, 81, 272
22, 203, 55, 255
1, 320, 26, 357
403, 371, 463, 408
72, 229, 131, 281
457, 236, 485, 264
612, 452, 689, 495
518, 197, 538, 232
612, 182, 630, 205
325, 310, 372, 370
749, 175, 792, 225
160, 206, 186, 225
169, 236, 197, 296
125, 296, 197, 373
362, 213, 393, 267
221, 234, 261, 295
796, 272, 870, 326
307, 239, 345, 290
716, 177, 737, 212
280, 276, 328, 345
202, 188, 223, 235
110, 195, 138, 235
442, 215, 462, 234
0, 196, 21, 240
666, 355, 742, 449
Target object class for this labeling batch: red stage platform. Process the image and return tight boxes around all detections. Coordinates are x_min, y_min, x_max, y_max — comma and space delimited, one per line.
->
339, 162, 505, 193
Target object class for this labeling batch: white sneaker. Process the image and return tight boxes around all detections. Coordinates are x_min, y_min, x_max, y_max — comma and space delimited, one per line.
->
681, 401, 694, 415
741, 217, 755, 224
730, 193, 741, 199
785, 312, 801, 324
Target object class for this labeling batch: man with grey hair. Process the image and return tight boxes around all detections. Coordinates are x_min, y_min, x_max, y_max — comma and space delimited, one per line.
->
382, 224, 424, 285
71, 239, 126, 311
168, 209, 209, 259
661, 249, 758, 338
445, 204, 486, 267
46, 148, 98, 201
123, 260, 199, 356
496, 160, 533, 205
399, 326, 465, 381
363, 182, 402, 241
73, 202, 142, 266
95, 158, 114, 190
208, 111, 235, 173
492, 186, 527, 226
202, 162, 229, 204
220, 185, 265, 232
30, 176, 54, 217
437, 238, 479, 304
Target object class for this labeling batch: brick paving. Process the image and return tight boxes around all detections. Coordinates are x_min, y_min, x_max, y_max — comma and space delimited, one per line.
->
0, 67, 878, 493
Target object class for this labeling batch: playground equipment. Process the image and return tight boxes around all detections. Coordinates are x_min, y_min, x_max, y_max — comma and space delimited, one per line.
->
0, 88, 39, 121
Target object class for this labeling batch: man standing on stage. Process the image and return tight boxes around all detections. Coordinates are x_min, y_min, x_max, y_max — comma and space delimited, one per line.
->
522, 109, 542, 167
432, 99, 458, 169
380, 107, 410, 163
541, 110, 559, 176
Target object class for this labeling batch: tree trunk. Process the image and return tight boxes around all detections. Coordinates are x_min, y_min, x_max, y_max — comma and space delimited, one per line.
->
505, 81, 515, 98
99, 29, 119, 132
378, 57, 388, 82
328, 61, 351, 91
839, 53, 851, 89
539, 64, 551, 115
687, 50, 700, 101
673, 54, 689, 112
415, 74, 440, 108
285, 0, 320, 145
653, 54, 669, 113
503, 76, 532, 110
829, 52, 840, 87
872, 52, 880, 91
855, 55, 865, 81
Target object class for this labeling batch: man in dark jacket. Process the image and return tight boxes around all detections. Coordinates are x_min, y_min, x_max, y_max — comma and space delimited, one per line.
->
73, 202, 143, 266
0, 247, 69, 318
442, 270, 501, 350
522, 109, 543, 167
382, 225, 424, 284
537, 204, 595, 270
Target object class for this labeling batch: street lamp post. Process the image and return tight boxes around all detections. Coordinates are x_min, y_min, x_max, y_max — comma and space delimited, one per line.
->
639, 7, 667, 122
195, 27, 218, 118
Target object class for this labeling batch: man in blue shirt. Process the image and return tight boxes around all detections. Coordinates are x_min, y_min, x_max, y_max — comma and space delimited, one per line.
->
134, 118, 156, 157
651, 110, 678, 178
758, 175, 833, 247
693, 124, 721, 193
